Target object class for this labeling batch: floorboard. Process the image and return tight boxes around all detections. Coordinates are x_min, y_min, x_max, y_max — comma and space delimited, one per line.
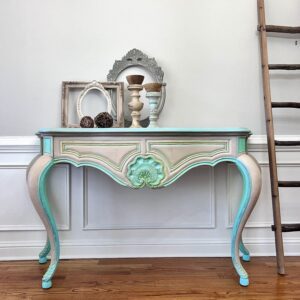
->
0, 257, 299, 299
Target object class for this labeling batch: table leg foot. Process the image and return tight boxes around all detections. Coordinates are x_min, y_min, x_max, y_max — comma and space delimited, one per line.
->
39, 238, 51, 264
242, 254, 250, 262
39, 256, 48, 264
239, 277, 249, 287
42, 280, 52, 289
239, 240, 250, 262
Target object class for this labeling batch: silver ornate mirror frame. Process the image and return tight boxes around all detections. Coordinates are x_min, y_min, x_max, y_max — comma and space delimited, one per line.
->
107, 48, 166, 127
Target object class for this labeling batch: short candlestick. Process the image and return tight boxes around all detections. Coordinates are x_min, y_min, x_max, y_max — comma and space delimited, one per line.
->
144, 83, 162, 128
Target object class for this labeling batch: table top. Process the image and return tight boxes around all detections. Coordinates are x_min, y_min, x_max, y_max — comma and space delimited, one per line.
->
38, 127, 252, 137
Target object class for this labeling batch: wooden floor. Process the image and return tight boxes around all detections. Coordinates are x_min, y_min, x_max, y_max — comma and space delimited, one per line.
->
0, 257, 300, 299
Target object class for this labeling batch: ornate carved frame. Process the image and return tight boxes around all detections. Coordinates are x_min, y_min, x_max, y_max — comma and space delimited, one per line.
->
76, 81, 112, 122
62, 81, 124, 128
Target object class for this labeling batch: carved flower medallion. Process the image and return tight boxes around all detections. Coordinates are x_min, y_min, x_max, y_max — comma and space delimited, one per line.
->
127, 156, 165, 188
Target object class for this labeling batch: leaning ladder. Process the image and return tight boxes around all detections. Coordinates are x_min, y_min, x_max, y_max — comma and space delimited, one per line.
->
257, 0, 300, 275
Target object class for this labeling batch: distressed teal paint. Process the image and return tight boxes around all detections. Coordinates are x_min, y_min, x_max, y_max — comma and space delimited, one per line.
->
39, 238, 51, 264
240, 277, 249, 286
38, 159, 59, 289
39, 127, 251, 134
242, 254, 250, 262
231, 159, 252, 287
43, 137, 53, 155
239, 240, 250, 262
238, 137, 247, 154
39, 256, 48, 264
127, 156, 165, 188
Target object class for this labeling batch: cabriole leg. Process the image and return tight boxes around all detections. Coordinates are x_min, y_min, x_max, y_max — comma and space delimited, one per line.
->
26, 156, 51, 264
27, 155, 60, 289
231, 154, 261, 286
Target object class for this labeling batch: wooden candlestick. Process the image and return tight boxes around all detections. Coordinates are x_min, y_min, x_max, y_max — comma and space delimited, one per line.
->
144, 83, 162, 128
127, 75, 144, 128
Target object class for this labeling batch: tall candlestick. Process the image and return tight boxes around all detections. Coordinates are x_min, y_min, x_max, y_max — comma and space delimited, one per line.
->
126, 75, 144, 128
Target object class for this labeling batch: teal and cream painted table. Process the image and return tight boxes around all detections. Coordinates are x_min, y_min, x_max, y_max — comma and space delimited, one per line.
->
26, 128, 261, 289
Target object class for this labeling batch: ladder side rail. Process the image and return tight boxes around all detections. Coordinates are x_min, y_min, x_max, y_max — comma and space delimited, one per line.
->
257, 0, 285, 275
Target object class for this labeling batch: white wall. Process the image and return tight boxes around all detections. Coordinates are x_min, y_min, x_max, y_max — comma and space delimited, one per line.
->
0, 0, 299, 135
0, 0, 299, 259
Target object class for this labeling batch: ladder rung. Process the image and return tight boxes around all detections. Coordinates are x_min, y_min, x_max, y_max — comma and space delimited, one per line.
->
275, 140, 300, 146
269, 64, 300, 70
272, 102, 300, 108
272, 224, 300, 232
263, 25, 300, 34
278, 181, 300, 187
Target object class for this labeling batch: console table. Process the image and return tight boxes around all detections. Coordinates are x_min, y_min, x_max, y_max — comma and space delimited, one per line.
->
26, 128, 261, 289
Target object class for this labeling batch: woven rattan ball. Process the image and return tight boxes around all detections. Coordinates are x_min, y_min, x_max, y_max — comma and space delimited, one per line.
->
80, 116, 94, 128
94, 112, 113, 128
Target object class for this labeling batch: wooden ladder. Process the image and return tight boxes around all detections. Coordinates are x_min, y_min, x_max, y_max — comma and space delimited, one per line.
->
257, 0, 300, 275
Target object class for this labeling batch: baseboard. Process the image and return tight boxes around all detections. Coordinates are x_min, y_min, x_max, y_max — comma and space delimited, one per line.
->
0, 238, 300, 260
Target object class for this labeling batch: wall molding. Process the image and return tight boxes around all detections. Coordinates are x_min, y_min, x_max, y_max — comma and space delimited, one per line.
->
248, 134, 300, 152
1, 134, 300, 152
0, 136, 39, 153
0, 237, 300, 260
2, 134, 300, 152
0, 163, 71, 231
82, 167, 216, 230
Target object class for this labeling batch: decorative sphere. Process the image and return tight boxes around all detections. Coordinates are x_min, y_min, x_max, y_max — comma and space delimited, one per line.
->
80, 116, 94, 128
94, 112, 114, 128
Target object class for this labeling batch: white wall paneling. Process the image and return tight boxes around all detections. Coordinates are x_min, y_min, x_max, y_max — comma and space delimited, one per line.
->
1, 136, 300, 260
83, 166, 216, 230
0, 137, 71, 231
0, 165, 71, 231
227, 164, 300, 229
1, 237, 300, 261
